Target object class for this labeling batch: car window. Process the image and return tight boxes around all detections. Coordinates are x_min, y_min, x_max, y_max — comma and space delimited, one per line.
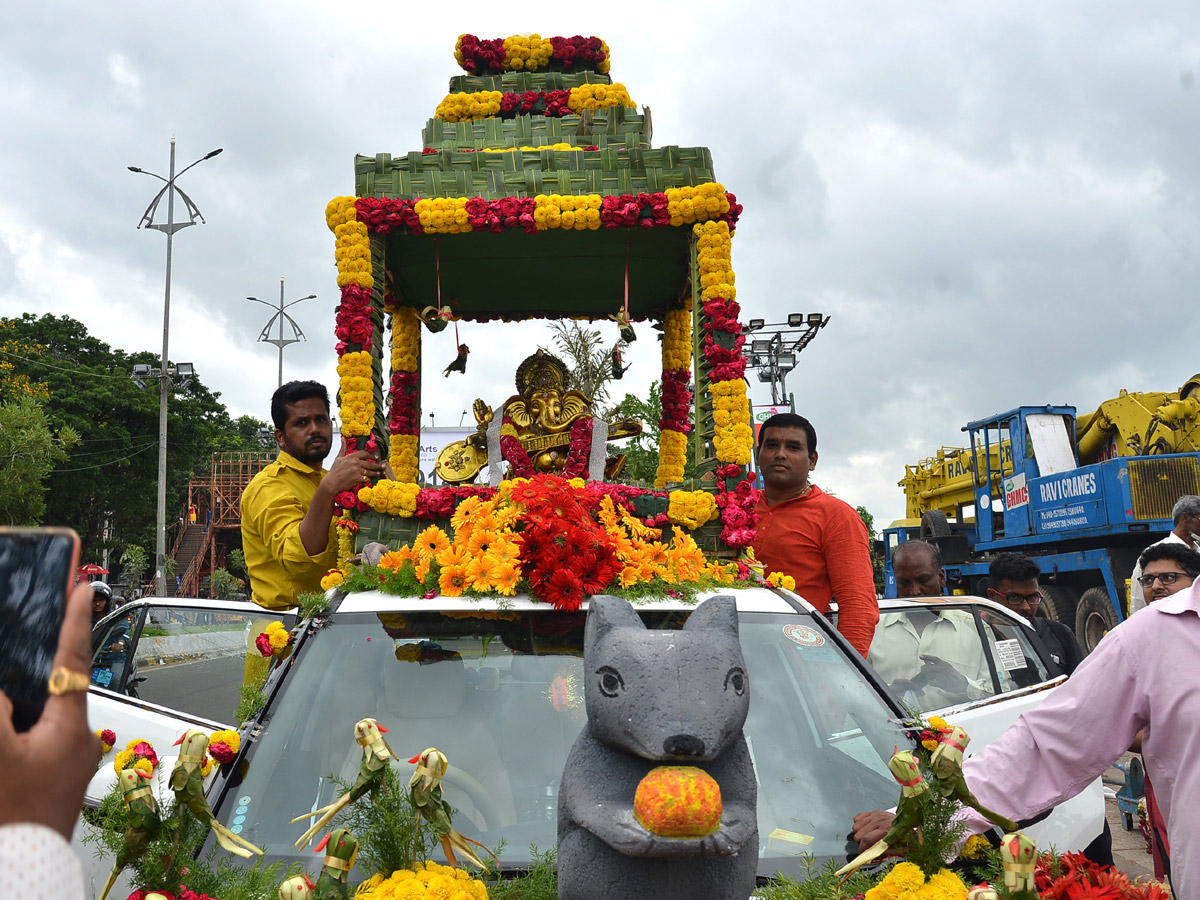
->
90, 609, 139, 691
868, 607, 997, 711
977, 607, 1052, 691
117, 606, 292, 724
212, 608, 903, 880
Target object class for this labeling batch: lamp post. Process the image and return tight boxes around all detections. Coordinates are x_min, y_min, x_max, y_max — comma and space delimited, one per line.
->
743, 313, 830, 408
129, 137, 221, 594
248, 277, 315, 388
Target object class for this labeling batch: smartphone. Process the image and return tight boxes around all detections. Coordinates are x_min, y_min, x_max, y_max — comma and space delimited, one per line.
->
0, 527, 80, 731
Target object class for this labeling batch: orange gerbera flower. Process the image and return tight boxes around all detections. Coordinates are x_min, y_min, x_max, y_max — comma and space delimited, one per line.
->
491, 563, 520, 596
466, 553, 505, 590
450, 495, 483, 533
471, 511, 500, 534
414, 557, 432, 583
466, 528, 500, 558
619, 565, 642, 588
489, 536, 521, 564
378, 548, 412, 572
439, 565, 467, 597
436, 543, 471, 569
415, 526, 450, 558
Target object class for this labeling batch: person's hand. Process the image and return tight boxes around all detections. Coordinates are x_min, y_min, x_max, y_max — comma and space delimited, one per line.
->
852, 810, 896, 851
0, 583, 101, 838
322, 438, 385, 494
912, 655, 968, 693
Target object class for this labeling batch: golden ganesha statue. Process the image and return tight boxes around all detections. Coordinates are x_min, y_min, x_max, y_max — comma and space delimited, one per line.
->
435, 349, 641, 484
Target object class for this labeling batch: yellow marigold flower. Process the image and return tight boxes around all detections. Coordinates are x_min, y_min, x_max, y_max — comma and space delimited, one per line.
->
113, 749, 134, 773
210, 730, 240, 754
132, 758, 153, 776
928, 715, 949, 730
320, 569, 345, 590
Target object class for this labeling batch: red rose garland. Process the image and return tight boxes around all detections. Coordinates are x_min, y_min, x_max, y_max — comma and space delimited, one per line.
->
500, 416, 594, 479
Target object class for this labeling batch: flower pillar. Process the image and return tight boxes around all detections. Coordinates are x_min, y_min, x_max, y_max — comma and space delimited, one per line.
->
388, 303, 421, 483
655, 302, 692, 489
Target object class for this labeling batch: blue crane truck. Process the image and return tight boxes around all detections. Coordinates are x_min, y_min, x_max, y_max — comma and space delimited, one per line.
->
883, 391, 1200, 651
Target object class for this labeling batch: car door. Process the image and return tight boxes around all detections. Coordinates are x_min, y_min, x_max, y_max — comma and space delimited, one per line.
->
868, 599, 1104, 852
85, 600, 292, 805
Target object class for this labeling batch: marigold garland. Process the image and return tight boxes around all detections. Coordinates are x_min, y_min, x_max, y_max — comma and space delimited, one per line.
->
356, 860, 488, 900
336, 351, 375, 438
455, 33, 611, 75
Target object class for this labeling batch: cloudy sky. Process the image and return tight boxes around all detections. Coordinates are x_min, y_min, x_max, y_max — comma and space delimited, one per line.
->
3, 1, 1199, 527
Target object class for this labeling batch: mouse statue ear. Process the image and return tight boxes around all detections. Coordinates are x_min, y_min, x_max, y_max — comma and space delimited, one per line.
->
584, 595, 645, 654
682, 595, 739, 636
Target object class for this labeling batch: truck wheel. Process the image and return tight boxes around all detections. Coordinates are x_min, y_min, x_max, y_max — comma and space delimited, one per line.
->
1075, 587, 1117, 653
1039, 584, 1076, 625
920, 510, 951, 538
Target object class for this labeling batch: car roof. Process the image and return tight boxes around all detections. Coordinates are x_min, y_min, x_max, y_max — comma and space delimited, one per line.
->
878, 593, 1033, 624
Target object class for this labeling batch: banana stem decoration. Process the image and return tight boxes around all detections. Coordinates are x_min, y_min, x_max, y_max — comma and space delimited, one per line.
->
98, 768, 162, 900
311, 828, 358, 900
171, 730, 264, 859
407, 747, 496, 869
291, 718, 396, 850
835, 749, 929, 880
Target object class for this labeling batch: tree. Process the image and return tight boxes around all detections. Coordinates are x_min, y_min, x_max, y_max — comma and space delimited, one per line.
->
0, 396, 80, 524
545, 321, 614, 410
225, 548, 247, 577
0, 314, 271, 559
856, 505, 885, 595
208, 567, 245, 600
119, 544, 148, 597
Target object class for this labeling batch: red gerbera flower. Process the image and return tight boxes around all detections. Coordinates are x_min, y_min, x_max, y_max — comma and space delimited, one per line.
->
541, 568, 585, 611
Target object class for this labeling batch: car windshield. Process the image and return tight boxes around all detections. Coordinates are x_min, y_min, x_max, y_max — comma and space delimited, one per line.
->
210, 606, 906, 879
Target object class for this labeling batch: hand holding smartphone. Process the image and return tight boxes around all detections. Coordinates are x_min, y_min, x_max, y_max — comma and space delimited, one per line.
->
0, 527, 80, 732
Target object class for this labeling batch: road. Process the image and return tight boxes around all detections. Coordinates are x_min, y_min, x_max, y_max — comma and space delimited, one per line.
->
132, 654, 243, 725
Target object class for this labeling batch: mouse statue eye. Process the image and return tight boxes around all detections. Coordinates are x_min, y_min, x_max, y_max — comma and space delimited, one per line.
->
724, 666, 747, 696
596, 665, 624, 697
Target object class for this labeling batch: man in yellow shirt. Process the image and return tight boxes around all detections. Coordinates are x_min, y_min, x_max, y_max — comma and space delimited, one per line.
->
241, 381, 383, 610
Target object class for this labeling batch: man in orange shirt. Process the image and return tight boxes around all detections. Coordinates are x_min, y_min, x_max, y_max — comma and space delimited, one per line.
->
752, 413, 878, 656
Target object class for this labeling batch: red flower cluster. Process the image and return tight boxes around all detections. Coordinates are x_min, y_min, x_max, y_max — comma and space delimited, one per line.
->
715, 478, 758, 548
1034, 851, 1169, 899
562, 417, 595, 479
456, 34, 609, 74
513, 476, 620, 611
415, 485, 496, 519
131, 741, 158, 769
99, 728, 117, 747
208, 739, 236, 766
335, 285, 373, 349
465, 196, 538, 234
549, 35, 608, 70
659, 369, 693, 434
351, 191, 742, 238
389, 371, 419, 435
497, 90, 573, 118
455, 34, 507, 73
335, 433, 379, 513
700, 299, 747, 382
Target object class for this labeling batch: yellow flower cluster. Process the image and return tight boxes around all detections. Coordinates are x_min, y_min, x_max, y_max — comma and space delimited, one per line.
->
320, 569, 346, 591
502, 33, 554, 71
668, 490, 718, 530
864, 863, 967, 900
533, 193, 603, 231
96, 730, 114, 753
694, 219, 736, 302
567, 83, 635, 111
444, 497, 523, 596
209, 729, 240, 754
359, 479, 421, 516
390, 435, 420, 484
263, 620, 291, 652
337, 522, 355, 568
337, 351, 374, 437
597, 499, 712, 587
766, 571, 797, 591
334, 220, 372, 289
711, 379, 752, 465
436, 91, 503, 122
481, 143, 581, 152
414, 197, 473, 234
325, 195, 358, 231
356, 860, 488, 900
661, 306, 692, 371
666, 184, 731, 229
113, 738, 155, 776
959, 834, 990, 860
391, 307, 420, 372
655, 428, 688, 489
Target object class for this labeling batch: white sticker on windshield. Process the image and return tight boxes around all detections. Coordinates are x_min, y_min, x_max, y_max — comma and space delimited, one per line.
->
782, 624, 825, 648
994, 639, 1027, 670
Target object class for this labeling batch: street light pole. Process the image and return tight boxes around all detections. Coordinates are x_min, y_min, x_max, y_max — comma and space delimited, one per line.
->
129, 137, 221, 594
247, 278, 315, 388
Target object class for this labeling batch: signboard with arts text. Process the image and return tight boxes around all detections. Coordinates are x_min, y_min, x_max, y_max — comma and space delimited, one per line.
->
419, 428, 473, 484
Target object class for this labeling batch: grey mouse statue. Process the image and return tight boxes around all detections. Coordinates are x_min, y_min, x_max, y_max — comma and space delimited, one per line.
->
557, 594, 759, 900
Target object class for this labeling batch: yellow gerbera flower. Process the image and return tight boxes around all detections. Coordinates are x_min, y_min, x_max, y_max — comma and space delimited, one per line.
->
436, 543, 471, 569
379, 548, 413, 572
450, 495, 483, 532
439, 565, 467, 597
465, 528, 500, 558
489, 536, 521, 564
415, 526, 450, 558
491, 563, 520, 596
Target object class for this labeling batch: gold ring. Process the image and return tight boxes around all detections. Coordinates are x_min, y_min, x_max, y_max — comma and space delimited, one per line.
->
47, 666, 90, 695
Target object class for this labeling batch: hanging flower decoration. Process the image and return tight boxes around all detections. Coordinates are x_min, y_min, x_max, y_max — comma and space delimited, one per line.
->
389, 305, 421, 483
207, 729, 240, 766
336, 515, 358, 569
96, 729, 117, 754
455, 34, 611, 75
255, 621, 294, 659
113, 738, 158, 776
656, 305, 693, 488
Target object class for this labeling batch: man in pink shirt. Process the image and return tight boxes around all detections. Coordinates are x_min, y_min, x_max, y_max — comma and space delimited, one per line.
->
852, 576, 1200, 895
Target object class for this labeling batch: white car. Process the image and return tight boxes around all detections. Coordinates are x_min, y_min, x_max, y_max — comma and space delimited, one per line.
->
82, 589, 1102, 889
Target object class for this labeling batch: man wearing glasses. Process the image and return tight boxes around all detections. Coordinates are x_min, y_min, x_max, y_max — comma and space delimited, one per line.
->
1129, 495, 1200, 614
986, 552, 1083, 677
